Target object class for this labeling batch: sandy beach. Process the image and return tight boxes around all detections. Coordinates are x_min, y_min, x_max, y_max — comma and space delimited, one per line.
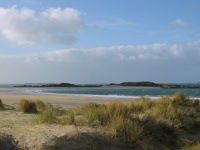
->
0, 93, 135, 107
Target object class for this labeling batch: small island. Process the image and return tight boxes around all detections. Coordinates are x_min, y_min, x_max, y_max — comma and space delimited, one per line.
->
15, 83, 102, 88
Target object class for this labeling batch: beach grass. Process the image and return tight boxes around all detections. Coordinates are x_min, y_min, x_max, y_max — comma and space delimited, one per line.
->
19, 99, 37, 113
77, 93, 200, 149
0, 99, 4, 108
35, 100, 46, 111
36, 106, 57, 124
58, 110, 75, 125
14, 93, 200, 149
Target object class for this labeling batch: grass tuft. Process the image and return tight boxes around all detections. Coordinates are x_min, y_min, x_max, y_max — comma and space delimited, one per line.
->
0, 99, 4, 108
82, 103, 108, 125
35, 100, 46, 111
36, 107, 57, 124
107, 101, 130, 117
109, 116, 143, 145
129, 97, 154, 113
59, 110, 75, 125
19, 99, 37, 113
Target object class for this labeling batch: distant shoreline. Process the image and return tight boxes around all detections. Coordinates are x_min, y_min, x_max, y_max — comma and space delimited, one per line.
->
14, 81, 200, 89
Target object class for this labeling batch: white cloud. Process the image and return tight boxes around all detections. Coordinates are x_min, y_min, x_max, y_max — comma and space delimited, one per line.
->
1, 40, 200, 63
170, 19, 190, 27
0, 6, 85, 45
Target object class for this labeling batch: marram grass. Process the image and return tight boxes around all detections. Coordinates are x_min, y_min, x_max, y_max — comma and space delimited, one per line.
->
19, 99, 37, 113
20, 93, 200, 149
0, 99, 4, 108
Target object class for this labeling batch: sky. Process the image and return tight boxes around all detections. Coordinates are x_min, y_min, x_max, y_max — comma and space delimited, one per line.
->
0, 0, 200, 84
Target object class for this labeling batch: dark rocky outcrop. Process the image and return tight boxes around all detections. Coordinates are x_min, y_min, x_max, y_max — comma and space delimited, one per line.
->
15, 83, 102, 88
120, 81, 158, 87
159, 84, 184, 89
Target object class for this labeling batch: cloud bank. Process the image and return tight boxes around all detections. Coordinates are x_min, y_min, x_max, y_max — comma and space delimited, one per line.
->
0, 40, 200, 63
0, 6, 85, 45
0, 40, 200, 83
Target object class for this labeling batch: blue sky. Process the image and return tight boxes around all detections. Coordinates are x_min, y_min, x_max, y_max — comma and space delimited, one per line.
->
0, 0, 200, 83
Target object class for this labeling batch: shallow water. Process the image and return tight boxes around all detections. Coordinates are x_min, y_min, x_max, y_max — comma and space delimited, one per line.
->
1, 84, 200, 99
41, 86, 200, 99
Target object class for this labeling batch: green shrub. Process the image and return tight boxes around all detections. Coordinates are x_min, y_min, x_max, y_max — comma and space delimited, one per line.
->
19, 99, 37, 113
35, 100, 46, 111
0, 99, 4, 108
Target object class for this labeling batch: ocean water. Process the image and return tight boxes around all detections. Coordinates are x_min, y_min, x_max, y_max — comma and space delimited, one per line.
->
1, 83, 200, 99
42, 86, 200, 99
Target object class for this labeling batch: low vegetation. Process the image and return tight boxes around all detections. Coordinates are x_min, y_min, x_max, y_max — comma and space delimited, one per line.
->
13, 93, 200, 149
35, 100, 46, 111
79, 93, 200, 149
36, 105, 75, 125
19, 99, 37, 113
184, 143, 200, 150
0, 99, 4, 108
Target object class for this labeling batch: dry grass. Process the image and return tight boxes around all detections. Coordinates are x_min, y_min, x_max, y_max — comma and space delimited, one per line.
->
58, 110, 75, 125
183, 143, 200, 150
16, 93, 200, 149
36, 107, 57, 124
19, 99, 37, 113
109, 115, 143, 146
129, 97, 154, 113
78, 93, 200, 149
35, 100, 46, 111
0, 99, 4, 108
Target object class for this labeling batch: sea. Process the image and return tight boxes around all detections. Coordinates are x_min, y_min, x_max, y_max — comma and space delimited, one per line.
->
1, 83, 200, 99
